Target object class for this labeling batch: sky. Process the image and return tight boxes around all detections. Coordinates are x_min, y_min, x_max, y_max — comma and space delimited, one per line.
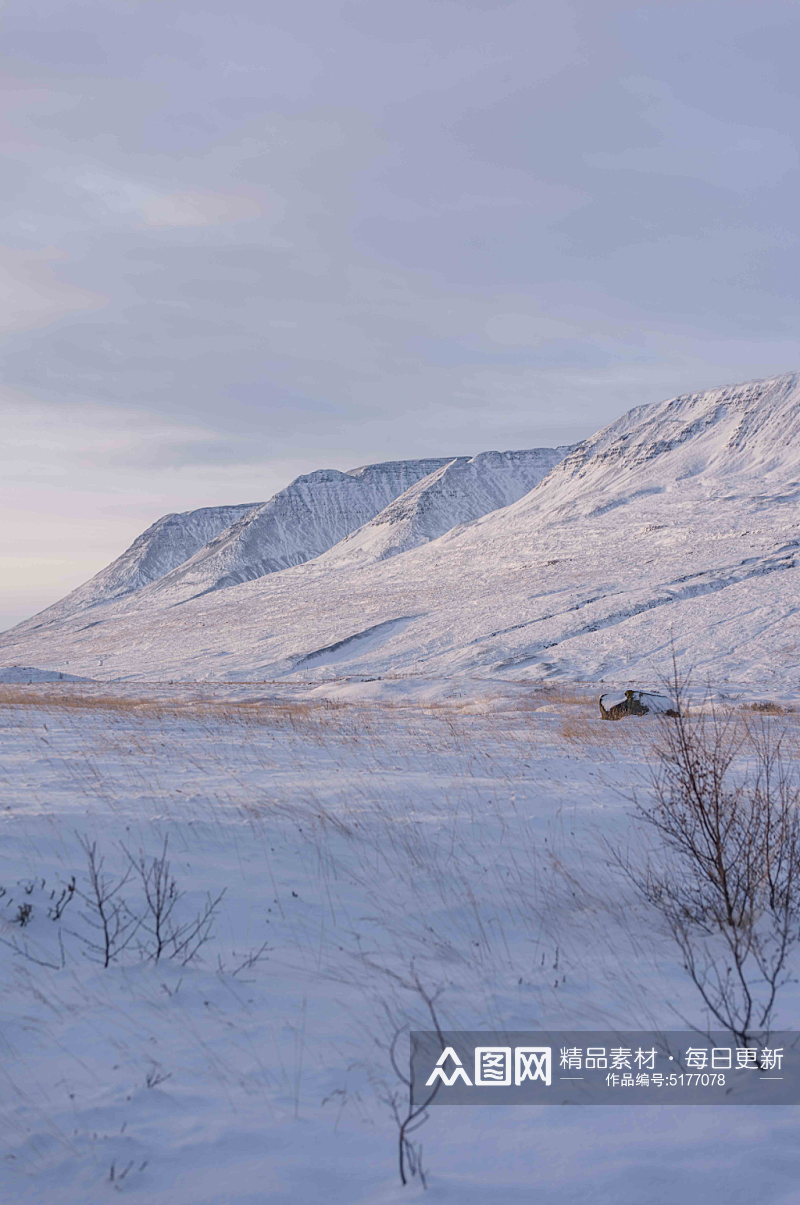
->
2, 0, 799, 630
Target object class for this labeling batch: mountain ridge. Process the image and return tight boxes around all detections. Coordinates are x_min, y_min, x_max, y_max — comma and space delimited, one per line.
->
17, 502, 260, 630
317, 447, 574, 566
13, 446, 572, 627
135, 457, 463, 605
4, 371, 800, 692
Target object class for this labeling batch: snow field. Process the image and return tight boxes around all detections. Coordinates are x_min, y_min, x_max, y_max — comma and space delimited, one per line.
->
1, 686, 799, 1203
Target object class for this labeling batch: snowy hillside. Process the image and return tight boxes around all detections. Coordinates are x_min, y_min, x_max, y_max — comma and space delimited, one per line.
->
321, 447, 572, 564
133, 458, 460, 604
16, 503, 259, 629
4, 371, 800, 692
0, 666, 91, 683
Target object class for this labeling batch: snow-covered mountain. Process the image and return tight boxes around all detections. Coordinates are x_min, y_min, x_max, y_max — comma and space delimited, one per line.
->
505, 369, 800, 524
134, 458, 461, 604
15, 459, 460, 627
321, 447, 572, 565
20, 503, 259, 628
4, 372, 800, 692
13, 448, 574, 627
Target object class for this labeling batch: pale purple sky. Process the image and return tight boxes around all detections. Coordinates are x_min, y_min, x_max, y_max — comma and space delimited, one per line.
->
2, 0, 799, 628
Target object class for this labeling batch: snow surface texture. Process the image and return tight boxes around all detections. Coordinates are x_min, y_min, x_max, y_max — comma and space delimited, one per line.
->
4, 371, 800, 692
0, 666, 91, 683
1, 687, 798, 1203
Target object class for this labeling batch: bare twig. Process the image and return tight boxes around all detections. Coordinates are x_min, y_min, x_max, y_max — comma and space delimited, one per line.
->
48, 876, 76, 920
613, 658, 800, 1045
69, 835, 142, 967
123, 836, 180, 962
380, 971, 446, 1189
0, 928, 67, 969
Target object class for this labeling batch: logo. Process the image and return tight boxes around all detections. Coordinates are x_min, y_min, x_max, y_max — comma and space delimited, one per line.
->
411, 1031, 799, 1106
425, 1047, 473, 1087
515, 1047, 551, 1086
426, 1046, 552, 1088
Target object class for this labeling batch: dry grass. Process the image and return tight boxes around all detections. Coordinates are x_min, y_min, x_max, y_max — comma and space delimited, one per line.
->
553, 699, 800, 770
0, 684, 635, 780
541, 685, 597, 706
522, 683, 597, 708
0, 686, 357, 744
24, 679, 793, 775
9, 687, 161, 707
558, 709, 654, 755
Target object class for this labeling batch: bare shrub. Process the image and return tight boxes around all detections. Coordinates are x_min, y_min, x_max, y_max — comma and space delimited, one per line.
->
125, 836, 179, 962
616, 675, 800, 1045
109, 1158, 148, 1187
124, 835, 226, 965
379, 972, 446, 1190
144, 1061, 172, 1088
71, 836, 141, 967
164, 889, 225, 965
0, 880, 69, 967
48, 876, 76, 920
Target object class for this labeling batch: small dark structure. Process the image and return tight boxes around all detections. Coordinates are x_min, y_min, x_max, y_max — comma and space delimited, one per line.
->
599, 689, 679, 721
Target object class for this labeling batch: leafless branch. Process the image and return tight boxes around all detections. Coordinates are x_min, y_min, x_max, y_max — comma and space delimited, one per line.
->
613, 658, 800, 1046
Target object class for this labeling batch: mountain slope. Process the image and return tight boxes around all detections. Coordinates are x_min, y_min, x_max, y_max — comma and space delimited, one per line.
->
134, 458, 460, 604
4, 372, 800, 692
321, 447, 573, 565
17, 503, 259, 630
505, 369, 800, 525
15, 459, 460, 628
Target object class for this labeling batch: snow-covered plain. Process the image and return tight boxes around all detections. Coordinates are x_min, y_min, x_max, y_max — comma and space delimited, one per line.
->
2, 683, 799, 1205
